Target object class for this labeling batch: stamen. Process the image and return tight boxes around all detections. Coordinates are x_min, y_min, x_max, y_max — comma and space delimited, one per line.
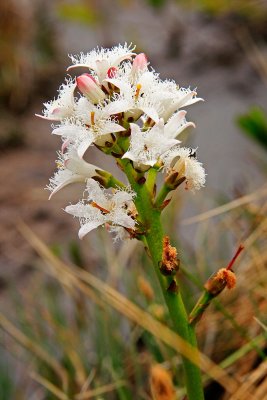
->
56, 161, 64, 169
90, 201, 109, 214
135, 83, 142, 100
90, 111, 95, 126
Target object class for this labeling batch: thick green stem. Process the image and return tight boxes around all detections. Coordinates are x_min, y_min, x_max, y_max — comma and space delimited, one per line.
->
144, 213, 204, 400
122, 160, 204, 400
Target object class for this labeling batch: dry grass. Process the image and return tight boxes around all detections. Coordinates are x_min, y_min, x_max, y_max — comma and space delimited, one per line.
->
0, 182, 266, 399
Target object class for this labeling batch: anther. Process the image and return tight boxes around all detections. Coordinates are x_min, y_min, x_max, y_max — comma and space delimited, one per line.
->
90, 111, 95, 126
90, 202, 109, 214
135, 83, 142, 100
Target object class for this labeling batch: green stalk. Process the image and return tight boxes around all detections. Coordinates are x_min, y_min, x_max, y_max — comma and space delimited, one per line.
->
122, 160, 204, 400
155, 183, 172, 208
108, 175, 126, 189
96, 169, 125, 189
144, 213, 204, 400
146, 167, 157, 194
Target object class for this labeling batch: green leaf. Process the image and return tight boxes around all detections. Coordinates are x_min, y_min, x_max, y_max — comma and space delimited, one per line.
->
237, 106, 267, 151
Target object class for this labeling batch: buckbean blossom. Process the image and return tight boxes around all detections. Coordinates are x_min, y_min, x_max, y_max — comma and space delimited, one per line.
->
105, 63, 202, 123
65, 179, 136, 239
67, 43, 136, 83
36, 78, 76, 121
53, 95, 127, 158
122, 120, 180, 170
47, 151, 103, 198
37, 43, 206, 240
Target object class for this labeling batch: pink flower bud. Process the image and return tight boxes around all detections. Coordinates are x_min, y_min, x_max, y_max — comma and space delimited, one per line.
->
107, 67, 117, 78
76, 73, 106, 103
132, 53, 148, 75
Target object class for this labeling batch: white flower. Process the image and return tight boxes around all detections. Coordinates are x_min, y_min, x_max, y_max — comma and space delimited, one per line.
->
164, 110, 195, 139
105, 68, 162, 122
65, 203, 106, 238
65, 179, 137, 239
158, 86, 203, 122
68, 43, 136, 83
36, 78, 76, 121
53, 118, 94, 158
107, 225, 132, 242
53, 97, 127, 157
138, 79, 202, 123
47, 151, 102, 198
38, 43, 206, 236
122, 120, 180, 169
105, 64, 202, 124
163, 147, 206, 191
74, 95, 128, 127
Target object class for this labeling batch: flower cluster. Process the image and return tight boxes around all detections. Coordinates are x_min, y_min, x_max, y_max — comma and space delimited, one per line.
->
65, 179, 136, 240
38, 43, 206, 240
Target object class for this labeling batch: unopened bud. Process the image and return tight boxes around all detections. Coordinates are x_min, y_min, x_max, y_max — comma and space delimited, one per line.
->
107, 67, 117, 78
132, 53, 148, 76
76, 73, 106, 104
164, 172, 186, 190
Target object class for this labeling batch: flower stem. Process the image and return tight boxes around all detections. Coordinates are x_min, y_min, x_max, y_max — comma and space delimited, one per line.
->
146, 167, 157, 195
144, 212, 204, 400
154, 183, 172, 208
122, 161, 204, 400
108, 175, 126, 189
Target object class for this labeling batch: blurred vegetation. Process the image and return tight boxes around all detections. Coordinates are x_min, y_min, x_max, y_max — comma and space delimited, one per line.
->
0, 0, 59, 112
1, 181, 267, 399
57, 2, 101, 25
237, 107, 267, 152
178, 0, 267, 18
0, 0, 60, 151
